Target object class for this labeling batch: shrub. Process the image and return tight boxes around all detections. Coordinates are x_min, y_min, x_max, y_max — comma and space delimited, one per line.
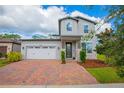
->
0, 52, 7, 58
116, 67, 124, 78
97, 54, 115, 65
61, 50, 66, 64
80, 49, 86, 63
7, 52, 22, 62
97, 54, 106, 62
5, 54, 7, 58
0, 52, 3, 58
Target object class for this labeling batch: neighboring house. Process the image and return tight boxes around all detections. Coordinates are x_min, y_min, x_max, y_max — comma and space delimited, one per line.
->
21, 16, 97, 61
0, 39, 21, 56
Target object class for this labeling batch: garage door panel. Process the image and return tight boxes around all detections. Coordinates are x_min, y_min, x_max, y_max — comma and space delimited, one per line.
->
26, 47, 57, 59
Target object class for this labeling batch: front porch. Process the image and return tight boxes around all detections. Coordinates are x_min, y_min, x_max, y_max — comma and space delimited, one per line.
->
61, 36, 81, 61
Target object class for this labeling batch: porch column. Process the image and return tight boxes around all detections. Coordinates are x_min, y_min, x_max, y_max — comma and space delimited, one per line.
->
76, 40, 81, 62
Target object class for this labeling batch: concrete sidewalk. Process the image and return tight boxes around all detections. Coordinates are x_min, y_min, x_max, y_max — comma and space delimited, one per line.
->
0, 83, 124, 88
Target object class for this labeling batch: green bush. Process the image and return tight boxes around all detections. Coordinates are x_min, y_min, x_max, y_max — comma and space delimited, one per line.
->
0, 52, 7, 58
7, 52, 22, 62
97, 54, 106, 62
0, 52, 3, 58
61, 50, 66, 64
80, 49, 86, 63
116, 67, 124, 78
97, 54, 115, 65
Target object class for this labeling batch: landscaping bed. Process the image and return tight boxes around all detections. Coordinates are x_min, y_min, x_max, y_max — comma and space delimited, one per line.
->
78, 59, 108, 68
78, 60, 124, 83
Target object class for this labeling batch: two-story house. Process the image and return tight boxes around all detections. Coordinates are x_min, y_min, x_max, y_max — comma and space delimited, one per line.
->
21, 16, 97, 61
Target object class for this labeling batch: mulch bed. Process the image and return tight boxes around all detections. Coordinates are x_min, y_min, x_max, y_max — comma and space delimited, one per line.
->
78, 59, 109, 68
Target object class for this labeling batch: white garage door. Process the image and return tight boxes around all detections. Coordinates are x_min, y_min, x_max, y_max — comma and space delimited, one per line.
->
26, 46, 57, 59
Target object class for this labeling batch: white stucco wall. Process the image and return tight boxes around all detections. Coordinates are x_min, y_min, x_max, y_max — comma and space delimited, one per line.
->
21, 41, 61, 59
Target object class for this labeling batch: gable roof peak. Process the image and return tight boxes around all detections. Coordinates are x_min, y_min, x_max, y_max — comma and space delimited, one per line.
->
74, 16, 97, 24
59, 16, 78, 21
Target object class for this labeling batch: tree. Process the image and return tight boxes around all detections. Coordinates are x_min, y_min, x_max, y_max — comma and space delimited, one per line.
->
94, 6, 124, 77
96, 28, 115, 63
0, 33, 21, 39
103, 6, 124, 66
32, 34, 47, 39
107, 6, 124, 27
81, 30, 95, 42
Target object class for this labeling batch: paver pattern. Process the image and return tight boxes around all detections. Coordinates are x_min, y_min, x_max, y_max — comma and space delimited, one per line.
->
0, 60, 98, 85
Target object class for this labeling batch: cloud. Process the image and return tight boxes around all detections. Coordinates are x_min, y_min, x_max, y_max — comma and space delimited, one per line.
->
0, 6, 111, 38
0, 6, 68, 38
70, 10, 111, 33
0, 16, 17, 28
71, 10, 100, 22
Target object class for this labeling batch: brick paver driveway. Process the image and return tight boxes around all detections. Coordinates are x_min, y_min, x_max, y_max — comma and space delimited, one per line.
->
0, 60, 98, 85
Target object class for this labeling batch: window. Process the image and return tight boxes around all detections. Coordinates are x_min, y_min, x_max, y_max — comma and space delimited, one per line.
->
66, 22, 72, 31
82, 43, 86, 50
84, 25, 88, 33
49, 46, 56, 49
86, 42, 92, 53
82, 42, 92, 53
42, 46, 48, 49
27, 46, 33, 48
35, 46, 40, 49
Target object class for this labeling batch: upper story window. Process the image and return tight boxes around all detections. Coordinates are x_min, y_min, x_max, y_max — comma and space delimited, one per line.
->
84, 25, 89, 33
66, 22, 72, 31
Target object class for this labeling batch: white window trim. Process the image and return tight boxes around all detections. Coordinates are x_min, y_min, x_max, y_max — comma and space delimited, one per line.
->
86, 41, 92, 54
84, 24, 89, 33
82, 41, 92, 54
66, 22, 72, 32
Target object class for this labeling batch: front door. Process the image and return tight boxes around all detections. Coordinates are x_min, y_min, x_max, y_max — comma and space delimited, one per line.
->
66, 42, 72, 58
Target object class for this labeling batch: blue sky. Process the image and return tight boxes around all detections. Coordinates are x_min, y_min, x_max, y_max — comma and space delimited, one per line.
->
43, 5, 109, 18
0, 5, 111, 38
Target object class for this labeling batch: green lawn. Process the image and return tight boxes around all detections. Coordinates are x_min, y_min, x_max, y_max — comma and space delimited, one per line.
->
0, 59, 9, 67
87, 67, 124, 83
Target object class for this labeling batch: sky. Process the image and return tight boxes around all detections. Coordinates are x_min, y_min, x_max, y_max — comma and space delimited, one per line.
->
0, 5, 112, 38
